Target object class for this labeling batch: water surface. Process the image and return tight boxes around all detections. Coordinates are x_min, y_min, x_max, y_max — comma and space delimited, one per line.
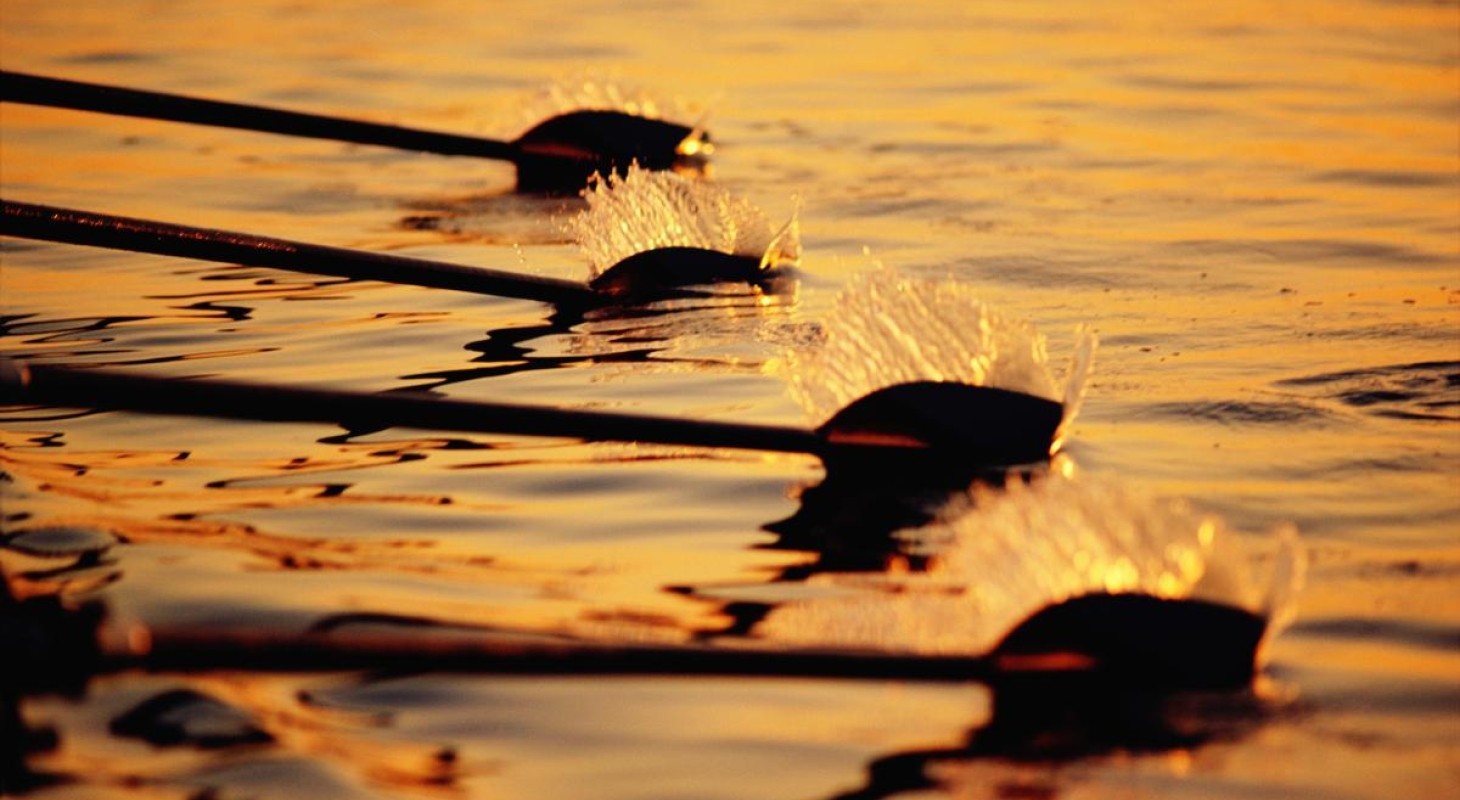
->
2, 1, 1457, 797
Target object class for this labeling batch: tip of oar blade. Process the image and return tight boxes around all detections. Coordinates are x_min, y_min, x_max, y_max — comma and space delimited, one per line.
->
514, 110, 704, 193
992, 594, 1267, 689
588, 247, 765, 298
0, 357, 30, 392
815, 382, 1063, 481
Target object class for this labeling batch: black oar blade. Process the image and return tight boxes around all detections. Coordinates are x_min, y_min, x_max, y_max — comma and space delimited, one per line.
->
588, 247, 763, 298
514, 110, 704, 193
993, 594, 1267, 689
816, 382, 1064, 481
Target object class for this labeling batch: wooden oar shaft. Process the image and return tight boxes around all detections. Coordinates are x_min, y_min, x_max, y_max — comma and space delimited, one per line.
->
1, 200, 599, 306
126, 625, 996, 682
1, 363, 827, 457
0, 69, 521, 161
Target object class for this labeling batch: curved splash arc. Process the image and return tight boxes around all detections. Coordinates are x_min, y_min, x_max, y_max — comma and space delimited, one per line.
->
565, 163, 799, 279
1054, 326, 1099, 452
1257, 524, 1307, 663
776, 268, 1081, 435
529, 71, 706, 129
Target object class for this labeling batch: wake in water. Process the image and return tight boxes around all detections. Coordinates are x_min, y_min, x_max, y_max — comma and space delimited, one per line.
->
565, 163, 800, 280
758, 467, 1304, 656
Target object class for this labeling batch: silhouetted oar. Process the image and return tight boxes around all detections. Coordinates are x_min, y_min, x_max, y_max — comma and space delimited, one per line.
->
9, 592, 1264, 692
0, 200, 770, 307
0, 70, 706, 193
0, 362, 1063, 475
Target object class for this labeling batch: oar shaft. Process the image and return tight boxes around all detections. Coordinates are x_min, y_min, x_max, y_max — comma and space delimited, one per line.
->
0, 69, 521, 161
1, 363, 826, 456
1, 200, 598, 307
121, 625, 994, 683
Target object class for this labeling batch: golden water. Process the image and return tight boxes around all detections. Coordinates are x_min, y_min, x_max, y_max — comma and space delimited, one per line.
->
2, 0, 1457, 797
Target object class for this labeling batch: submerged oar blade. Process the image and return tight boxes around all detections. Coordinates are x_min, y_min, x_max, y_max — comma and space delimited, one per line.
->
514, 110, 705, 193
588, 247, 763, 298
816, 382, 1064, 480
993, 594, 1267, 689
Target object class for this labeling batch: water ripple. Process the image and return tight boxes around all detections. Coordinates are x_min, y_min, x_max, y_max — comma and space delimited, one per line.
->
1289, 617, 1460, 653
1275, 361, 1460, 423
1311, 169, 1459, 189
1168, 238, 1451, 267
1147, 400, 1333, 427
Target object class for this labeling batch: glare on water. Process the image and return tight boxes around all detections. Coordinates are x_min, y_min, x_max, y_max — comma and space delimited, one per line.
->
1, 0, 1457, 798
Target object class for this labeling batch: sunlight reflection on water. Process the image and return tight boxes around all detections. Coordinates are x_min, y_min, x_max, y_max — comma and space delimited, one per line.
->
1, 0, 1457, 797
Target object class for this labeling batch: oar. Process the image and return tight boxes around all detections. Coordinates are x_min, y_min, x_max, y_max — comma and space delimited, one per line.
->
0, 69, 707, 193
0, 361, 1064, 476
10, 592, 1265, 691
0, 200, 769, 308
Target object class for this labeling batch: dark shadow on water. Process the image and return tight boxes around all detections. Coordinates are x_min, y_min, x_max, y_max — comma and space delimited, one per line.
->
681, 466, 1036, 640
388, 285, 796, 393
827, 681, 1280, 800
390, 307, 663, 392
397, 190, 583, 246
1275, 360, 1460, 423
0, 568, 105, 794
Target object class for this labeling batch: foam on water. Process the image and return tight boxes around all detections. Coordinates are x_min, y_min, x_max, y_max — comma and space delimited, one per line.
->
758, 467, 1305, 655
565, 164, 800, 278
774, 267, 1096, 428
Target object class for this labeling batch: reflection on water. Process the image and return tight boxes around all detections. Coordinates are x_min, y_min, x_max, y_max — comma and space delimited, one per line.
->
398, 191, 582, 245
833, 682, 1286, 800
3, 0, 1458, 797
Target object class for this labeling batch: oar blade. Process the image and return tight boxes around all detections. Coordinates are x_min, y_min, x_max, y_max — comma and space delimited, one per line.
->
993, 593, 1267, 689
514, 110, 705, 193
588, 246, 763, 298
815, 382, 1064, 481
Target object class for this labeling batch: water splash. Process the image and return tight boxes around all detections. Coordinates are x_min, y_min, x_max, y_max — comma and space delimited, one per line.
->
525, 70, 708, 127
1054, 325, 1098, 450
565, 164, 800, 279
775, 268, 1095, 427
1261, 523, 1307, 647
757, 470, 1303, 655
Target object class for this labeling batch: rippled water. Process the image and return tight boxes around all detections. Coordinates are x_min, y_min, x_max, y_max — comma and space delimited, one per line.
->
2, 1, 1457, 798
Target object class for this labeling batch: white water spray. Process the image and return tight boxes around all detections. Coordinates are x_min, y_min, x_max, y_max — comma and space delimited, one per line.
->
758, 469, 1304, 655
775, 267, 1096, 430
525, 70, 707, 127
565, 164, 799, 279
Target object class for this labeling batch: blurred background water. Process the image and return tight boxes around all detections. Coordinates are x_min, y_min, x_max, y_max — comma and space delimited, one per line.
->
2, 0, 1457, 797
